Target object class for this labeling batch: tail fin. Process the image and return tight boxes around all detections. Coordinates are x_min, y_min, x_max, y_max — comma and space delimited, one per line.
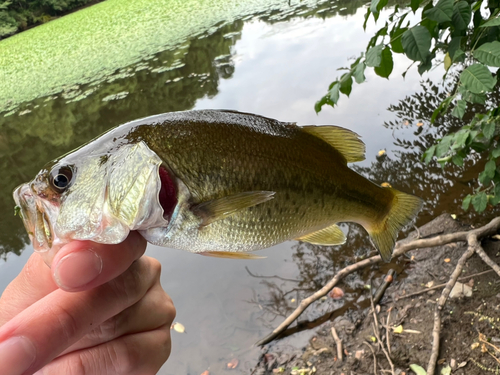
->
368, 188, 423, 262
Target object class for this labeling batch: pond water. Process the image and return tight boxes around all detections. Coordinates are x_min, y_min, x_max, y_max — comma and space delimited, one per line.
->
0, 0, 496, 374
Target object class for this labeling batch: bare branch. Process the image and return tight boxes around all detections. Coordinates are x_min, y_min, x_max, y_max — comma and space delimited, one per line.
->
256, 216, 500, 346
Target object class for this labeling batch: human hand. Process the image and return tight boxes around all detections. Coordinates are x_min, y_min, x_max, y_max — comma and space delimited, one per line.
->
0, 232, 175, 375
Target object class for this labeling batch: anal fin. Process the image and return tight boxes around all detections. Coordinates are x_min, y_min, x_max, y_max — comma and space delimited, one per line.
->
200, 251, 266, 259
193, 191, 275, 226
296, 224, 346, 246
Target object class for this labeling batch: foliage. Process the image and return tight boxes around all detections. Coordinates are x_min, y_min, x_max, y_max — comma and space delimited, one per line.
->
316, 0, 500, 213
0, 0, 101, 38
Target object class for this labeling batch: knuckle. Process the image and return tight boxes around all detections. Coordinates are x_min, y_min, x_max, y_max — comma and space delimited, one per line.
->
107, 261, 146, 306
85, 315, 119, 343
49, 304, 80, 343
111, 339, 142, 374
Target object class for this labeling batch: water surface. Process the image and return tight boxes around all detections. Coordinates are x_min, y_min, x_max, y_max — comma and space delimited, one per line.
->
0, 0, 495, 374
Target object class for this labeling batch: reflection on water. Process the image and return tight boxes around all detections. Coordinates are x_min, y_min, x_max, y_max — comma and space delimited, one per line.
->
0, 0, 496, 373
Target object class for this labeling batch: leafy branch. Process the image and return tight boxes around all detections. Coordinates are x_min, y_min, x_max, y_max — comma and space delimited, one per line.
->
316, 0, 500, 213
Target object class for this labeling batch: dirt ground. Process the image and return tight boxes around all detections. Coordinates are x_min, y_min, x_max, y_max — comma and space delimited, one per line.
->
251, 214, 500, 375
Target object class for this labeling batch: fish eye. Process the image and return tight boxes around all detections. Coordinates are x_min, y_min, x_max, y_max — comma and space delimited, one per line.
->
49, 165, 74, 193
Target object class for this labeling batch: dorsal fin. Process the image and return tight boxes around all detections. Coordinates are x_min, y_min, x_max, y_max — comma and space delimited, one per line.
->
302, 125, 365, 163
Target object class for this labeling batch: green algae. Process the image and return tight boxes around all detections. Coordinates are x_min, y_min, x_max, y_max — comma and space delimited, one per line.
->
0, 0, 321, 113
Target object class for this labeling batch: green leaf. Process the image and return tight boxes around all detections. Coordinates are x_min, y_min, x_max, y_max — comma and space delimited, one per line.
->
374, 47, 393, 78
483, 121, 496, 139
459, 86, 486, 104
402, 26, 431, 62
460, 64, 497, 94
423, 0, 453, 23
462, 194, 472, 210
489, 193, 500, 206
492, 147, 500, 158
471, 142, 489, 152
363, 8, 371, 30
485, 159, 497, 178
410, 0, 422, 12
473, 41, 500, 67
409, 364, 427, 375
436, 135, 453, 157
423, 144, 436, 164
453, 49, 465, 63
452, 154, 464, 166
451, 99, 466, 119
370, 0, 388, 15
481, 16, 500, 28
418, 52, 434, 75
451, 1, 472, 32
339, 74, 353, 96
472, 192, 488, 212
431, 95, 454, 123
314, 96, 327, 113
390, 27, 407, 54
353, 61, 366, 84
454, 129, 470, 148
444, 52, 452, 71
328, 82, 340, 104
366, 44, 384, 67
449, 36, 462, 59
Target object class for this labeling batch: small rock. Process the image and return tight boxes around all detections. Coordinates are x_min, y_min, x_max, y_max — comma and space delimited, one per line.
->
450, 282, 473, 298
450, 358, 456, 369
355, 350, 364, 360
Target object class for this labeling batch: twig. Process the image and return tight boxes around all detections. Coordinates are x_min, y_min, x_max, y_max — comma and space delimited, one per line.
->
426, 233, 479, 375
386, 311, 391, 355
370, 291, 395, 375
373, 269, 396, 305
331, 327, 343, 362
370, 283, 380, 336
363, 341, 377, 375
474, 246, 500, 278
389, 269, 495, 302
371, 322, 395, 375
256, 217, 500, 346
245, 266, 301, 282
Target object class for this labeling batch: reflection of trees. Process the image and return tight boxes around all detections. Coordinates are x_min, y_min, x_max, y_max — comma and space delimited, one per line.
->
0, 21, 242, 256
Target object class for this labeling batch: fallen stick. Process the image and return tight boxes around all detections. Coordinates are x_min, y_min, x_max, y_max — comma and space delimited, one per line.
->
331, 327, 343, 362
426, 217, 500, 375
256, 217, 500, 346
387, 269, 495, 302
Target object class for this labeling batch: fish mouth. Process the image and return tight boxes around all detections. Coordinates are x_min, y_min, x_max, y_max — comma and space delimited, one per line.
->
13, 184, 59, 254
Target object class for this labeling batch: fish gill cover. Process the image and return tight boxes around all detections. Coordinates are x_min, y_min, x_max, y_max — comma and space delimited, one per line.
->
0, 0, 327, 114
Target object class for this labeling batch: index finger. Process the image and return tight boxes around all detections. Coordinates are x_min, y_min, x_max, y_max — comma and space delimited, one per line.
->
51, 231, 147, 292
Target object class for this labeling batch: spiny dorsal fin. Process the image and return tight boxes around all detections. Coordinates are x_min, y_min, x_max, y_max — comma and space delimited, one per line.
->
200, 251, 266, 259
302, 125, 365, 163
296, 224, 347, 246
193, 191, 275, 226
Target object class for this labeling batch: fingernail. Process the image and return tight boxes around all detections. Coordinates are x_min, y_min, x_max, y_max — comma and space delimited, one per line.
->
0, 336, 36, 375
54, 249, 103, 290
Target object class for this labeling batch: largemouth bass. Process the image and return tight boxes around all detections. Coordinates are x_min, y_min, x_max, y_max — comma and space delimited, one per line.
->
13, 110, 422, 265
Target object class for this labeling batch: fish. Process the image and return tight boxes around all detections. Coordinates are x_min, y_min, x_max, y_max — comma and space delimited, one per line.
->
13, 109, 423, 265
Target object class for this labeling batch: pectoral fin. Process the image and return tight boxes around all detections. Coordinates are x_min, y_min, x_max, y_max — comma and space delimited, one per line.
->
296, 224, 346, 245
200, 251, 266, 259
193, 191, 275, 226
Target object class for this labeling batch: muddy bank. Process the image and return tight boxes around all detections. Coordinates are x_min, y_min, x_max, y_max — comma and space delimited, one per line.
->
251, 214, 500, 375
